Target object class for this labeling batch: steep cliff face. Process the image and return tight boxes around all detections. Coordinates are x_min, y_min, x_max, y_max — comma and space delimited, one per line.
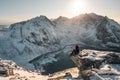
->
96, 17, 120, 49
0, 16, 60, 69
0, 13, 120, 70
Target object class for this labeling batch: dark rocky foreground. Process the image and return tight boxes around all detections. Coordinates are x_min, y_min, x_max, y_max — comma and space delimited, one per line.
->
68, 49, 120, 80
48, 49, 120, 80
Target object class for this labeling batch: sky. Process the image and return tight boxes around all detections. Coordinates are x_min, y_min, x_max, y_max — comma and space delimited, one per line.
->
0, 0, 120, 25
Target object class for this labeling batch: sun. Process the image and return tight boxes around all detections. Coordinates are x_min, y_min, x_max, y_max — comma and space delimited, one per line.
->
70, 0, 87, 16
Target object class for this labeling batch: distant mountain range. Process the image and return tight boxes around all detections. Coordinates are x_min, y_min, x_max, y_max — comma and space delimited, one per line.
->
0, 13, 120, 71
0, 25, 9, 29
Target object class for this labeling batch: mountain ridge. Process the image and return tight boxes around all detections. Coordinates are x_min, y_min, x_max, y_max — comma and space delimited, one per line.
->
0, 13, 120, 70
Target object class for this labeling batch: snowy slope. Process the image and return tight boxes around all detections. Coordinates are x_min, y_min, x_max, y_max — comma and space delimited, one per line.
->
78, 49, 120, 80
0, 58, 80, 80
0, 16, 60, 69
0, 13, 120, 71
0, 58, 49, 80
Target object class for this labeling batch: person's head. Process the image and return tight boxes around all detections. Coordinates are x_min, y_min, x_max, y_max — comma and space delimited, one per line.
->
74, 44, 79, 47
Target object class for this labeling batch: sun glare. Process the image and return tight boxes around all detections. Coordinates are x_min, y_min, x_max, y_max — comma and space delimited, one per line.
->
70, 0, 88, 16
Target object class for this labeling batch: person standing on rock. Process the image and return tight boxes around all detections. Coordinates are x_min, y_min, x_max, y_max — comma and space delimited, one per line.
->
74, 44, 79, 55
70, 44, 79, 56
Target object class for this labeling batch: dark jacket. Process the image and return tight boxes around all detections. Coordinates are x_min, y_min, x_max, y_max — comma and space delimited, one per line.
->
71, 45, 79, 55
75, 45, 79, 55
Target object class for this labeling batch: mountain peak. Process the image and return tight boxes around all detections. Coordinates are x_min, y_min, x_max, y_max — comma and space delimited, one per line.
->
89, 13, 97, 16
54, 16, 69, 22
39, 15, 48, 20
30, 15, 49, 22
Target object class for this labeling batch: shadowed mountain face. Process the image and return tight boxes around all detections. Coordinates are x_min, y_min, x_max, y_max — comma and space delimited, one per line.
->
53, 13, 120, 51
0, 13, 120, 73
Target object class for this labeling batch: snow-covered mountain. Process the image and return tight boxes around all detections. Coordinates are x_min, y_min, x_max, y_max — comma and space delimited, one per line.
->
54, 13, 120, 51
0, 16, 60, 69
0, 13, 120, 72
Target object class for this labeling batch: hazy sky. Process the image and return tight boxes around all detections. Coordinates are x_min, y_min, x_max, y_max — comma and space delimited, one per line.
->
0, 0, 120, 25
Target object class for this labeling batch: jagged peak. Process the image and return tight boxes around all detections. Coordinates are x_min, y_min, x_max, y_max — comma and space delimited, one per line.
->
57, 16, 69, 19
72, 13, 101, 20
54, 16, 69, 22
89, 13, 102, 17
11, 15, 49, 25
9, 15, 53, 30
8, 13, 120, 31
27, 15, 51, 23
33, 15, 48, 21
